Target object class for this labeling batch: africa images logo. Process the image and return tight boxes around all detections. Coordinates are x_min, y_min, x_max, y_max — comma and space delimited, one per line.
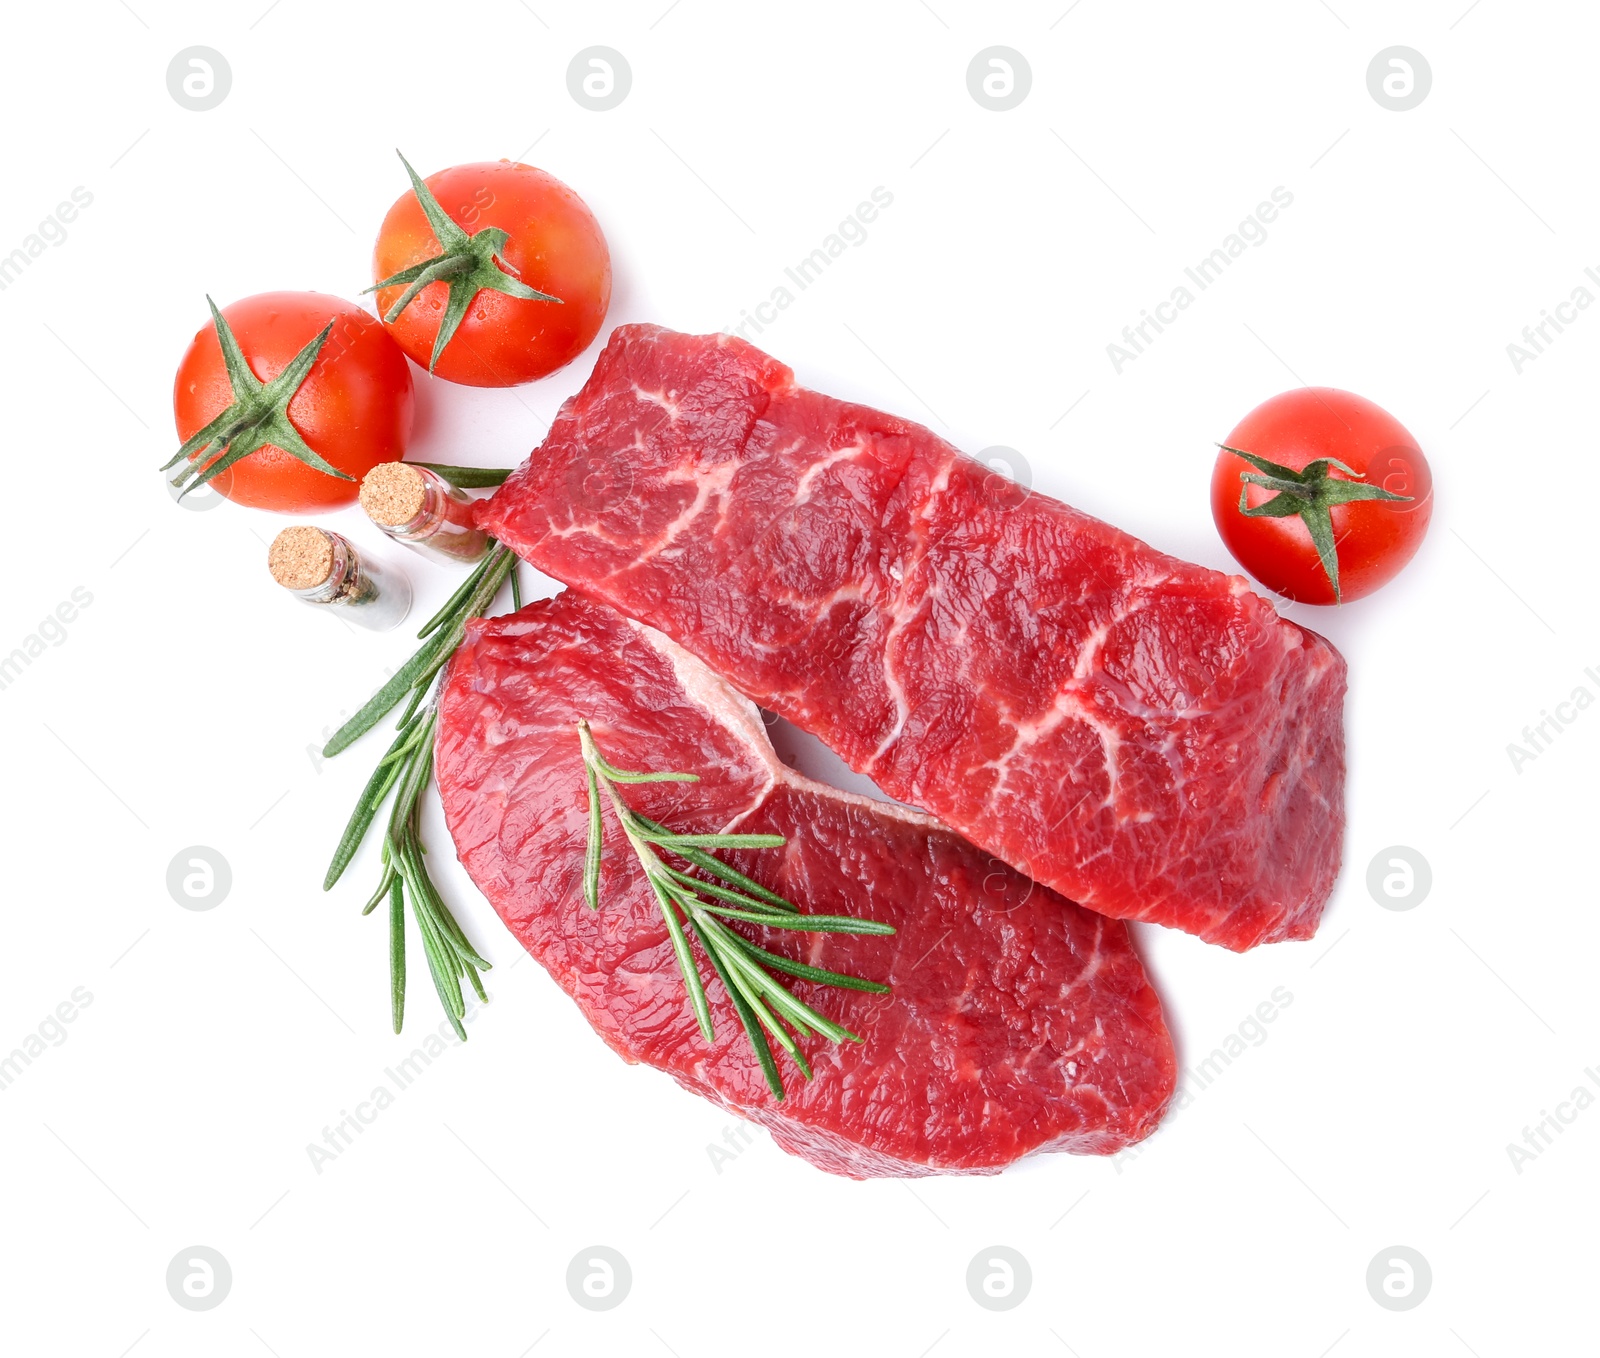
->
0, 189, 93, 294
1105, 189, 1294, 374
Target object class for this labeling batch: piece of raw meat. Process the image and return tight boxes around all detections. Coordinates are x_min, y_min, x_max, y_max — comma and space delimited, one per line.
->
434, 592, 1176, 1177
478, 325, 1347, 950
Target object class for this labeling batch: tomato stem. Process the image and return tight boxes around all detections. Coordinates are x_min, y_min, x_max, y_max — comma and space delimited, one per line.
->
1218, 443, 1412, 602
159, 297, 349, 500
365, 150, 563, 373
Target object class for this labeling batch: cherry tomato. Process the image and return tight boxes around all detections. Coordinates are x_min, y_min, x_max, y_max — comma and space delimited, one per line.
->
371, 159, 611, 386
1211, 388, 1432, 604
171, 292, 414, 513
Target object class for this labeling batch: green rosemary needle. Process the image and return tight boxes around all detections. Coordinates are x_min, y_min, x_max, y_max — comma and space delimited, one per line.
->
412, 463, 515, 490
577, 720, 895, 1101
323, 529, 517, 1036
323, 542, 516, 758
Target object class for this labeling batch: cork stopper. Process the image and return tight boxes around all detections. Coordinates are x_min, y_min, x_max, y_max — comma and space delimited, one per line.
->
360, 461, 428, 527
268, 526, 335, 590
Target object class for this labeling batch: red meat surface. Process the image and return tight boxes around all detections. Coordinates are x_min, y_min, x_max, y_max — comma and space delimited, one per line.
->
479, 325, 1347, 950
435, 592, 1176, 1177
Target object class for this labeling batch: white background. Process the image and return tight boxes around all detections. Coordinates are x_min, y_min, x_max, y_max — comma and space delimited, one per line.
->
0, 1, 1593, 1354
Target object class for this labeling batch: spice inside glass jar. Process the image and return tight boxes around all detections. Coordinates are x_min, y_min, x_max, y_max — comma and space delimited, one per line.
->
267, 526, 412, 632
359, 462, 490, 563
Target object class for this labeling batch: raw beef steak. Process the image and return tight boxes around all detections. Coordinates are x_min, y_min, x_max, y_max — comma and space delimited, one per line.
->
435, 592, 1176, 1177
478, 325, 1347, 951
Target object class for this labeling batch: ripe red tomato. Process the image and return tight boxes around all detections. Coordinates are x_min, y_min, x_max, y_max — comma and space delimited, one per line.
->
171, 292, 414, 513
371, 159, 611, 386
1211, 388, 1432, 604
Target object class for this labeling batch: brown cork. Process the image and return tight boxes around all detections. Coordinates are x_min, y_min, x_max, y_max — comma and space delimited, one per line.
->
360, 461, 427, 526
268, 526, 335, 590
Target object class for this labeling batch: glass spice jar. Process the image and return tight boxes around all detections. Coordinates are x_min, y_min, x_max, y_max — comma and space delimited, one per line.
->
267, 526, 412, 632
359, 462, 489, 563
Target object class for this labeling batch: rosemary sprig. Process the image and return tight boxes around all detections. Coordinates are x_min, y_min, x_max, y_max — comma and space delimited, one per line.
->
414, 463, 514, 489
324, 543, 515, 758
577, 720, 895, 1101
322, 531, 517, 1036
